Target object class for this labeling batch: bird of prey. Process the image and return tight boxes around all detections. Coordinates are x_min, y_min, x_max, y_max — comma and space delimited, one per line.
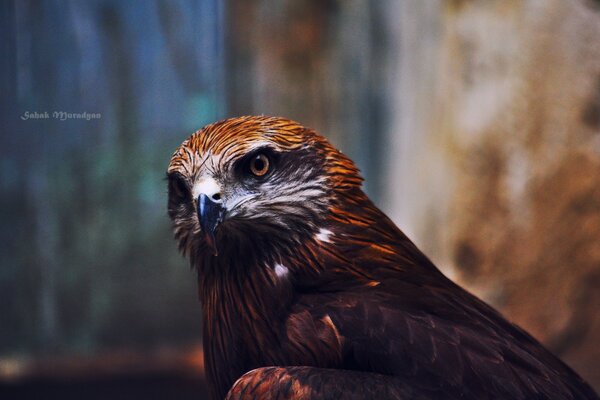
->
167, 116, 598, 400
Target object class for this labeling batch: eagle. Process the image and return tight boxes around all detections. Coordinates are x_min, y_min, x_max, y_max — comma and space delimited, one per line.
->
167, 116, 598, 400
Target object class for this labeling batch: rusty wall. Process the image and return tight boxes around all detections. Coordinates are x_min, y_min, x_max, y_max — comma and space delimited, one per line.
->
382, 0, 600, 388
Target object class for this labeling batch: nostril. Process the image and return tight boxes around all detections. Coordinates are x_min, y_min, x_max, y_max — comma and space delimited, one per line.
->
211, 193, 221, 201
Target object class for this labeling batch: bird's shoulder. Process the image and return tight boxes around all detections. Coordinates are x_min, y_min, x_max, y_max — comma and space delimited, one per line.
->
285, 281, 597, 399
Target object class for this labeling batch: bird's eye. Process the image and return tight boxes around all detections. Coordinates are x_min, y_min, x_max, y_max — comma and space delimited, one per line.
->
249, 154, 270, 177
169, 174, 189, 200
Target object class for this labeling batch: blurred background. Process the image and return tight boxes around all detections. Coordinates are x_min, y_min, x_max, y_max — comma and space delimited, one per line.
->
1, 0, 599, 398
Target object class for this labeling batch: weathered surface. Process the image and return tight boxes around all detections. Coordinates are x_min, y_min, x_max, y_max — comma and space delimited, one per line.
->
383, 0, 600, 389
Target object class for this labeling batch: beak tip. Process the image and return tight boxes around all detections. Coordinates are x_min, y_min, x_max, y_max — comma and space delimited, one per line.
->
198, 193, 224, 257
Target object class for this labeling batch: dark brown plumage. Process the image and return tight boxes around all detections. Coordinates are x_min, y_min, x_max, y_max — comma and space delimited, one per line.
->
167, 116, 598, 400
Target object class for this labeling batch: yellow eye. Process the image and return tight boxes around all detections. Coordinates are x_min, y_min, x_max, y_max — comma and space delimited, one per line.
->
249, 154, 270, 177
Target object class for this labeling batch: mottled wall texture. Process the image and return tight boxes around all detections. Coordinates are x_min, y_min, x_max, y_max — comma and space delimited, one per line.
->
1, 0, 599, 393
383, 0, 600, 388
449, 0, 600, 387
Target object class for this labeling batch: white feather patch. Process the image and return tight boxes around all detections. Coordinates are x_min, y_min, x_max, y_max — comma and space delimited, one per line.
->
315, 228, 333, 243
192, 177, 221, 201
274, 263, 289, 278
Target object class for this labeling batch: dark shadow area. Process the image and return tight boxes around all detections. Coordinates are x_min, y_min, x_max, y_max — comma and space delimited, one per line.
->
0, 374, 208, 400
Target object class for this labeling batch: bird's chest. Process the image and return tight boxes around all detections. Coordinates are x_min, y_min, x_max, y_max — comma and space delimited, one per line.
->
199, 273, 291, 385
202, 292, 345, 386
206, 306, 285, 365
199, 267, 347, 399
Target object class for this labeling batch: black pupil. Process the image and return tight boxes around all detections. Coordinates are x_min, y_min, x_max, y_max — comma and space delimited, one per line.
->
253, 156, 265, 172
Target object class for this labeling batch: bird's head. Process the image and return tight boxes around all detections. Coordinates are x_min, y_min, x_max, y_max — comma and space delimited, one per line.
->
167, 116, 362, 264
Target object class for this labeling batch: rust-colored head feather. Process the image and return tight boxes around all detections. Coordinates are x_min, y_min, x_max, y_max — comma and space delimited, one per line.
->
168, 115, 361, 190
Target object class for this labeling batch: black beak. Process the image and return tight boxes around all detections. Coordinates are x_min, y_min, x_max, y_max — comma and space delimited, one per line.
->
197, 194, 225, 256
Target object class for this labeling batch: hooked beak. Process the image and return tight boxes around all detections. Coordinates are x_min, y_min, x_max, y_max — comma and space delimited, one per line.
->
197, 194, 225, 256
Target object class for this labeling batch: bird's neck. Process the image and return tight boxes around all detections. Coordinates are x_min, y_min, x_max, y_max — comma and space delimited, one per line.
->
197, 248, 296, 400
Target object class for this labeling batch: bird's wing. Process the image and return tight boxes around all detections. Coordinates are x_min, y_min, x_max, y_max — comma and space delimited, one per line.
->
294, 280, 598, 400
226, 366, 454, 400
